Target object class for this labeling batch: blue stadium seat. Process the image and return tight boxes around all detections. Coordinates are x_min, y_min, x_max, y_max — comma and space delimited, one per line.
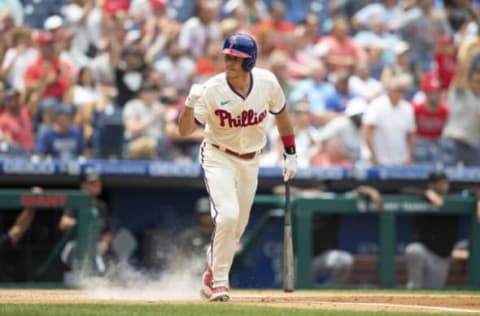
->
92, 107, 125, 159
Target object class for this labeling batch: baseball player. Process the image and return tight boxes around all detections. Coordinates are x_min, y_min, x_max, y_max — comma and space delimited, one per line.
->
178, 33, 297, 301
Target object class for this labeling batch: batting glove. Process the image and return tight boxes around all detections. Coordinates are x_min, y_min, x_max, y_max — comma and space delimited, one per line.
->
283, 153, 297, 182
185, 83, 204, 108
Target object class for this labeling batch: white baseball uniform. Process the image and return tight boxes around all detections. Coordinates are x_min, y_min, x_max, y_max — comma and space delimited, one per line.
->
193, 67, 286, 288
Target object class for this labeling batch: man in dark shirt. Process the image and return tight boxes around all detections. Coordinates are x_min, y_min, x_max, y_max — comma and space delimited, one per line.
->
405, 171, 458, 289
59, 169, 112, 276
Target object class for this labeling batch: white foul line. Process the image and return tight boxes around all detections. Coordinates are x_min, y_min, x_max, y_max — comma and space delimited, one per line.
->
308, 300, 480, 314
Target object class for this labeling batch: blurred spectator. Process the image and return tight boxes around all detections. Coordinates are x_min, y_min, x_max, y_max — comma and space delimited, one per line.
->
123, 82, 166, 160
154, 37, 196, 91
398, 0, 452, 79
289, 60, 335, 125
404, 171, 458, 289
311, 137, 352, 167
352, 0, 403, 32
0, 88, 35, 152
267, 51, 295, 99
363, 74, 416, 165
24, 31, 75, 104
440, 51, 480, 166
381, 41, 414, 88
434, 34, 457, 91
316, 97, 369, 164
178, 0, 222, 60
1, 26, 36, 91
348, 61, 384, 102
112, 46, 147, 107
325, 71, 356, 115
0, 0, 23, 27
62, 0, 98, 57
253, 1, 294, 47
314, 16, 367, 73
59, 169, 113, 276
195, 40, 224, 82
222, 0, 269, 26
67, 66, 101, 109
34, 104, 84, 159
289, 99, 319, 168
411, 72, 448, 163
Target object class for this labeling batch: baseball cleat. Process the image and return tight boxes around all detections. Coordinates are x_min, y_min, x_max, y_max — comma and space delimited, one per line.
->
209, 287, 230, 302
200, 267, 213, 299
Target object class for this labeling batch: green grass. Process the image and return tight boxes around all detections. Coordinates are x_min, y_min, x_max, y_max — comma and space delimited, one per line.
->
0, 304, 475, 316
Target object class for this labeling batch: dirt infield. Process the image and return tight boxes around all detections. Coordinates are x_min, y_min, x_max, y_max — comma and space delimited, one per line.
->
1, 289, 480, 314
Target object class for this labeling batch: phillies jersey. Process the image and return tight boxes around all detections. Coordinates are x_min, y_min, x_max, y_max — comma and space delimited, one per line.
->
193, 68, 286, 154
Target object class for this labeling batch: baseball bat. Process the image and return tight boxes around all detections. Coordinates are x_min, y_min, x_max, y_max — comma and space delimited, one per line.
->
283, 180, 294, 292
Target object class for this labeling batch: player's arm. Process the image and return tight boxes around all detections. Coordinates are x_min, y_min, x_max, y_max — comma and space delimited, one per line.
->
274, 108, 297, 182
178, 84, 204, 137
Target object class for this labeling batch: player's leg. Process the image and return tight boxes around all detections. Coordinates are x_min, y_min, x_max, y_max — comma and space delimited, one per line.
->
201, 146, 240, 296
405, 242, 427, 289
234, 159, 259, 243
423, 252, 449, 289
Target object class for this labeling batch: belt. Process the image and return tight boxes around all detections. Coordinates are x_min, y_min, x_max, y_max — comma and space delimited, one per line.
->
211, 144, 259, 160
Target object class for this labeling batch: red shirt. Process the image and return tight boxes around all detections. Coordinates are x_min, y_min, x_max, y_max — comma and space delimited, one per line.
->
412, 102, 448, 140
0, 106, 34, 150
435, 52, 457, 90
24, 56, 72, 99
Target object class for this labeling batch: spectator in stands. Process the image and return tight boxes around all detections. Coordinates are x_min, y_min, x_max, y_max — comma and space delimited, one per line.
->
272, 183, 383, 286
311, 137, 352, 167
316, 97, 369, 164
253, 1, 294, 44
398, 0, 452, 80
178, 0, 221, 60
0, 0, 23, 27
1, 26, 36, 92
59, 169, 113, 276
352, 0, 403, 32
62, 0, 98, 58
363, 74, 416, 165
440, 51, 480, 166
24, 31, 75, 105
222, 0, 269, 27
325, 71, 356, 115
34, 104, 84, 159
381, 41, 414, 89
411, 72, 448, 163
348, 61, 384, 102
154, 37, 196, 91
67, 66, 100, 110
0, 88, 34, 153
123, 82, 167, 160
434, 34, 457, 92
404, 171, 459, 289
314, 16, 367, 73
289, 60, 335, 125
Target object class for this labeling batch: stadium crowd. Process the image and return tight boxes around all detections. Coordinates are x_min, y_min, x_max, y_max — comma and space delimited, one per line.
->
0, 0, 479, 166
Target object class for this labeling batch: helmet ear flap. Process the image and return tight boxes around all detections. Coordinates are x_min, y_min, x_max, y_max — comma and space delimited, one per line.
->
242, 56, 255, 72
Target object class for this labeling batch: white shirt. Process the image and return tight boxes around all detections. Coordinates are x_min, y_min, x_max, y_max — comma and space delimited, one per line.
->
348, 76, 383, 101
194, 68, 286, 154
2, 48, 37, 90
123, 99, 165, 140
154, 56, 196, 90
363, 95, 416, 165
178, 17, 221, 58
72, 85, 100, 108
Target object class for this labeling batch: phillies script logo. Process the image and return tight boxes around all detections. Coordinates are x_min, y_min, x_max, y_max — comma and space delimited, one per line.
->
215, 109, 267, 127
20, 194, 67, 208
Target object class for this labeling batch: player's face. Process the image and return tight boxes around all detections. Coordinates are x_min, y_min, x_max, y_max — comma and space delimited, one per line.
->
224, 54, 245, 79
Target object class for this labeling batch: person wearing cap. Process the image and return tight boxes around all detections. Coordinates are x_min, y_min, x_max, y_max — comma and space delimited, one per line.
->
324, 71, 357, 115
0, 88, 34, 152
363, 73, 416, 165
34, 103, 84, 159
403, 171, 459, 289
123, 82, 166, 160
411, 72, 448, 163
24, 30, 75, 102
59, 169, 113, 276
